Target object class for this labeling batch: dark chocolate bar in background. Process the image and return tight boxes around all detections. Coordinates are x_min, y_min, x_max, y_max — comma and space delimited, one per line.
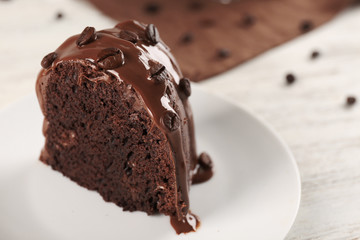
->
87, 0, 353, 82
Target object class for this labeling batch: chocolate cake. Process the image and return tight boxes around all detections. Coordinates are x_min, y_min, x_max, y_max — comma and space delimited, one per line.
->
36, 20, 213, 234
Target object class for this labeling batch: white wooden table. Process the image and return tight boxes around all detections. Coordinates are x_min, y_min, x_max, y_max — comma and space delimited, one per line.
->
1, 1, 360, 239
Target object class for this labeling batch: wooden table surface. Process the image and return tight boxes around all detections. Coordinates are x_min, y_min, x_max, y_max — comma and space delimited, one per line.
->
1, 1, 360, 239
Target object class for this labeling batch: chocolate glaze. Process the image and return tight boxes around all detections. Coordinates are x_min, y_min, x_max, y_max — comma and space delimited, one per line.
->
36, 20, 212, 234
170, 212, 200, 235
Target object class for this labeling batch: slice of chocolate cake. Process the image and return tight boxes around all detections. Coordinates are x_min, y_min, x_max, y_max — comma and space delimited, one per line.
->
35, 20, 213, 234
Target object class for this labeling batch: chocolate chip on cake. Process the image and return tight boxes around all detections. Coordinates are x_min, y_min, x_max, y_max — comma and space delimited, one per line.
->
198, 152, 213, 170
180, 32, 194, 44
162, 111, 180, 131
144, 2, 161, 15
286, 73, 296, 85
179, 78, 191, 98
149, 60, 168, 83
145, 24, 159, 45
346, 96, 356, 106
97, 47, 125, 70
41, 52, 58, 69
217, 48, 231, 59
300, 20, 313, 33
76, 26, 96, 47
119, 30, 139, 43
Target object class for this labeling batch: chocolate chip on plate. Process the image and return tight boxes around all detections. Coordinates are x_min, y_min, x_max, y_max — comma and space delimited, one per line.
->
76, 26, 96, 47
97, 48, 125, 70
41, 52, 58, 69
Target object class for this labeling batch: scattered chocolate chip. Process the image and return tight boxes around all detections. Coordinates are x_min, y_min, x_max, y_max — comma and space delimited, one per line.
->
198, 152, 213, 170
145, 24, 159, 45
188, 1, 204, 11
179, 78, 191, 97
346, 96, 356, 106
240, 14, 256, 27
97, 48, 125, 70
162, 111, 180, 131
41, 52, 58, 69
56, 12, 63, 19
286, 73, 296, 85
144, 2, 161, 14
310, 50, 320, 60
217, 48, 230, 59
180, 32, 194, 44
119, 30, 139, 43
76, 26, 96, 47
300, 20, 313, 33
199, 18, 216, 28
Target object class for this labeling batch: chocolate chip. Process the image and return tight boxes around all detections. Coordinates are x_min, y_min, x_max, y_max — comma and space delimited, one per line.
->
162, 111, 180, 131
76, 26, 96, 47
179, 78, 191, 98
145, 24, 159, 45
56, 12, 63, 19
41, 52, 58, 69
149, 61, 165, 76
346, 96, 356, 106
286, 73, 296, 85
148, 60, 169, 83
217, 48, 230, 59
97, 48, 125, 70
199, 18, 216, 28
119, 30, 139, 43
144, 2, 161, 14
180, 32, 194, 44
240, 14, 256, 27
310, 50, 320, 60
300, 20, 313, 33
198, 152, 213, 170
188, 1, 204, 11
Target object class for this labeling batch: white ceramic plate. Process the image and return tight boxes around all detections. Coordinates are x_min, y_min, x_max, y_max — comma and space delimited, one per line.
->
0, 87, 300, 240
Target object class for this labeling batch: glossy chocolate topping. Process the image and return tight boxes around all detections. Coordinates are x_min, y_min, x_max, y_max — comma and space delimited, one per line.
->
36, 20, 210, 234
